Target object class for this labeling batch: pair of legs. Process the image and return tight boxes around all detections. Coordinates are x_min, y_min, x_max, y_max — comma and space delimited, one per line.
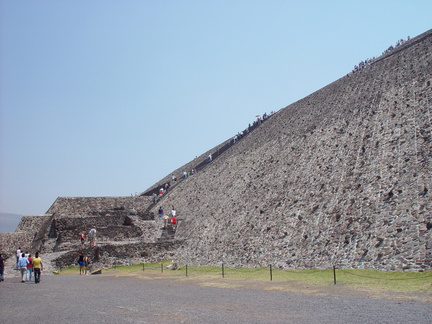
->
26, 268, 33, 281
34, 268, 41, 283
20, 267, 26, 282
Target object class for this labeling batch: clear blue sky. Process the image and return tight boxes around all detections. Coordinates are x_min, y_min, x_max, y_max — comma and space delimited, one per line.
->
1, 0, 431, 219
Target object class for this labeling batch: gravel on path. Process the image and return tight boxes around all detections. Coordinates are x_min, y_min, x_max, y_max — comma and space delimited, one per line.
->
0, 271, 431, 324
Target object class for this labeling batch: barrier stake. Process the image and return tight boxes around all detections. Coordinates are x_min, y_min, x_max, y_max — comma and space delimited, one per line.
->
186, 264, 188, 277
333, 266, 337, 285
222, 263, 225, 278
270, 264, 273, 281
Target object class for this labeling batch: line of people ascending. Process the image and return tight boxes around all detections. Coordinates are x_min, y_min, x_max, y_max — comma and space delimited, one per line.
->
351, 36, 411, 74
144, 111, 276, 203
158, 206, 177, 230
148, 112, 276, 204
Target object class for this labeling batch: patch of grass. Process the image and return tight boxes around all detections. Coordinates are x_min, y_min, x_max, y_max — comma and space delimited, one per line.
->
56, 265, 80, 275
335, 269, 432, 294
71, 261, 432, 296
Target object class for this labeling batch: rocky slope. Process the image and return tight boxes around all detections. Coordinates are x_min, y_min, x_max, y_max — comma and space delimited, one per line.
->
149, 29, 432, 271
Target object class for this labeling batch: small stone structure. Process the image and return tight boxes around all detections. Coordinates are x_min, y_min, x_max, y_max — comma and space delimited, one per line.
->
0, 196, 170, 269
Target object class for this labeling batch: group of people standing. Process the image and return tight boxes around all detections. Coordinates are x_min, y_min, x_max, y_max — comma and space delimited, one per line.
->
80, 228, 97, 248
77, 254, 90, 275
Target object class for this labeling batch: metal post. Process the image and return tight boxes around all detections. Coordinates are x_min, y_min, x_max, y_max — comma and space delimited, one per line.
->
270, 264, 273, 281
186, 264, 188, 277
333, 266, 337, 285
142, 263, 144, 272
222, 263, 225, 278
161, 262, 163, 273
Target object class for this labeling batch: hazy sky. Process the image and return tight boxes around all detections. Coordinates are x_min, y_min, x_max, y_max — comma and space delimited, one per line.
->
1, 0, 431, 218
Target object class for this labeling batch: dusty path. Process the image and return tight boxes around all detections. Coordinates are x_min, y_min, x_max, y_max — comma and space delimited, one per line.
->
0, 271, 431, 323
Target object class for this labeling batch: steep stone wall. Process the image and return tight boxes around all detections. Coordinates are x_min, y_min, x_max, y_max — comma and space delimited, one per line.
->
0, 215, 52, 255
153, 29, 432, 271
0, 232, 35, 256
16, 215, 51, 232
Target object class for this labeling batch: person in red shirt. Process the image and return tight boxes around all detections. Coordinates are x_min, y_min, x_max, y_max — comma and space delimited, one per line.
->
170, 208, 177, 230
80, 232, 86, 248
26, 254, 33, 282
171, 215, 177, 230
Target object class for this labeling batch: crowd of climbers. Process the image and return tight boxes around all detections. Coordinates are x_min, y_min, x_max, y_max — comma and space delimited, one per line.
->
124, 113, 275, 239
146, 112, 275, 204
352, 57, 376, 73
382, 37, 410, 55
352, 36, 411, 73
157, 206, 177, 230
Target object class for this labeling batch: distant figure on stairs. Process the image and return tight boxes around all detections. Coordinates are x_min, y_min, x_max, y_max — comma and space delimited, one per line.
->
88, 228, 97, 247
163, 214, 169, 229
80, 232, 86, 248
170, 208, 177, 230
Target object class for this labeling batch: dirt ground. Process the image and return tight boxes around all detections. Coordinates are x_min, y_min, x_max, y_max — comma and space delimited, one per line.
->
1, 269, 431, 323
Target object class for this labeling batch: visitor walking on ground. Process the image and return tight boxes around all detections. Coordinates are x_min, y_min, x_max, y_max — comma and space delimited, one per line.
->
83, 255, 89, 275
26, 254, 33, 282
32, 252, 43, 284
17, 253, 29, 283
15, 247, 21, 269
0, 254, 5, 282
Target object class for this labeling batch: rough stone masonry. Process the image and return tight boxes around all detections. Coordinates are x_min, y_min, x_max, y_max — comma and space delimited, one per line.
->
1, 29, 431, 272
